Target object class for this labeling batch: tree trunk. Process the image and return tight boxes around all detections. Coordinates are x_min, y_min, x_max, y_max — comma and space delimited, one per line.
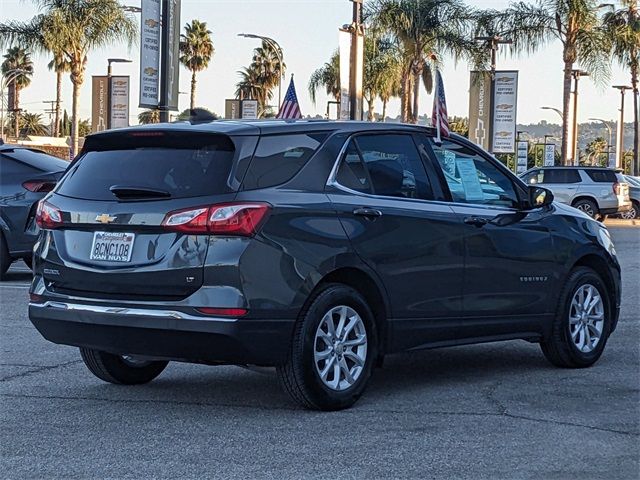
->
400, 67, 412, 123
382, 99, 387, 122
190, 71, 197, 110
412, 69, 420, 124
631, 64, 639, 176
70, 67, 83, 159
560, 60, 574, 166
54, 70, 62, 137
14, 84, 20, 139
366, 97, 375, 121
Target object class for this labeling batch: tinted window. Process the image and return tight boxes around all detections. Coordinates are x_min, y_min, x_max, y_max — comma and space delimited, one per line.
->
58, 135, 236, 200
241, 132, 327, 190
344, 134, 434, 199
0, 157, 37, 177
541, 168, 581, 184
431, 139, 519, 208
335, 141, 371, 193
585, 169, 617, 183
3, 149, 68, 172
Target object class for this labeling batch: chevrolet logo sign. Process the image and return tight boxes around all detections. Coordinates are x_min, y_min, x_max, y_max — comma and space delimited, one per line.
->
95, 214, 117, 224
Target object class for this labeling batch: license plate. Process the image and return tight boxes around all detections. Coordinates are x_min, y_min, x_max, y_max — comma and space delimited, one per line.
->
90, 231, 135, 262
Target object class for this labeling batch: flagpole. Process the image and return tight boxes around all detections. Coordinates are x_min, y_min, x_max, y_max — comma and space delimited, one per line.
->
435, 70, 441, 144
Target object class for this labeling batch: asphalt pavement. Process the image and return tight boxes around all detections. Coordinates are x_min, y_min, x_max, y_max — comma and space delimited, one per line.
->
1, 227, 638, 479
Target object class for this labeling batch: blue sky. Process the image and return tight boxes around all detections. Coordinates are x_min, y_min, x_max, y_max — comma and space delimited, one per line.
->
0, 0, 634, 127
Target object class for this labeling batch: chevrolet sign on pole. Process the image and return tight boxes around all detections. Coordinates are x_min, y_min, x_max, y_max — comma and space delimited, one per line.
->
468, 71, 492, 151
491, 71, 519, 153
139, 0, 161, 107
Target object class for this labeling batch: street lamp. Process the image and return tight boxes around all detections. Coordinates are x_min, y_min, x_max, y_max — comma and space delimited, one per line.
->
613, 85, 632, 169
541, 106, 564, 121
238, 33, 284, 110
1, 69, 29, 141
107, 58, 132, 129
571, 69, 589, 164
475, 35, 512, 152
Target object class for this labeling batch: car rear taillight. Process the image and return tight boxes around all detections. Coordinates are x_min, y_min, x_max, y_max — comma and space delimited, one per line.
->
161, 202, 271, 236
22, 180, 57, 193
35, 200, 63, 229
613, 182, 621, 195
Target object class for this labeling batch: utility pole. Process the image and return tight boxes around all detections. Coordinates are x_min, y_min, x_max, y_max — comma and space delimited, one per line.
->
159, 0, 181, 122
570, 69, 589, 165
345, 0, 364, 121
43, 100, 56, 136
613, 85, 632, 170
474, 36, 512, 153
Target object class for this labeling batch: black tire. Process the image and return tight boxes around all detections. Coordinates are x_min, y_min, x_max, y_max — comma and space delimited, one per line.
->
621, 200, 639, 220
0, 234, 12, 280
79, 348, 168, 385
541, 267, 612, 368
277, 283, 378, 411
572, 199, 599, 219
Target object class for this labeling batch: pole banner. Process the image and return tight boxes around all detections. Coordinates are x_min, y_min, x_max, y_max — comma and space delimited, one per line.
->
139, 0, 161, 108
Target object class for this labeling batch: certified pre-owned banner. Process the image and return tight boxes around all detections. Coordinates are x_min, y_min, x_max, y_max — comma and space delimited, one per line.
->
492, 71, 519, 153
468, 71, 492, 151
110, 76, 130, 129
139, 0, 161, 107
338, 29, 351, 120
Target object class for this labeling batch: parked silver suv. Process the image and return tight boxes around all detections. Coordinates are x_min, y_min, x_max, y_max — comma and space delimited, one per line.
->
520, 167, 631, 220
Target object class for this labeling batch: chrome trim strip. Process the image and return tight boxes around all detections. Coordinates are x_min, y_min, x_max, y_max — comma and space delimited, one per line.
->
31, 301, 237, 323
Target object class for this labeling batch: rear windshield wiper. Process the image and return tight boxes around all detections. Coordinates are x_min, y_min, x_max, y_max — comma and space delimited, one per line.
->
109, 185, 172, 200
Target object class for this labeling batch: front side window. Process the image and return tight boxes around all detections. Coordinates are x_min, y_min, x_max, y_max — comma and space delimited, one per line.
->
430, 139, 519, 208
335, 134, 434, 200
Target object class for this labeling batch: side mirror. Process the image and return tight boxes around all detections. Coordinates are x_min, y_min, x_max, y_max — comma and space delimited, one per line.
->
529, 186, 554, 208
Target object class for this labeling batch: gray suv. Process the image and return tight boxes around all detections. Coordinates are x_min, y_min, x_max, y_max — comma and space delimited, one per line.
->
520, 167, 631, 220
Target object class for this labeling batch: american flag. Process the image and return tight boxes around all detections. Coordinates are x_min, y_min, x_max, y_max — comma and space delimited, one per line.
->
431, 69, 450, 143
277, 76, 303, 119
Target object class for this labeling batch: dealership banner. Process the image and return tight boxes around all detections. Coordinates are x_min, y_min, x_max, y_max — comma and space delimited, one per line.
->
139, 0, 161, 107
338, 29, 350, 120
91, 76, 108, 133
468, 71, 492, 151
110, 76, 130, 129
516, 140, 528, 174
544, 143, 555, 167
492, 71, 519, 153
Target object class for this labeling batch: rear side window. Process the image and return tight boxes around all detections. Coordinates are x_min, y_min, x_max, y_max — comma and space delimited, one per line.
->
241, 132, 328, 190
335, 134, 434, 200
584, 169, 617, 183
542, 168, 581, 184
57, 134, 236, 200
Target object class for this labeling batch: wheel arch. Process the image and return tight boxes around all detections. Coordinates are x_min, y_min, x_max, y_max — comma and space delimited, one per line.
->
571, 254, 617, 309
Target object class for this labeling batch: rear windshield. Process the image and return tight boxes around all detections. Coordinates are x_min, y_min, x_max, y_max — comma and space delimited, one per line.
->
57, 134, 236, 200
584, 169, 617, 183
2, 148, 68, 172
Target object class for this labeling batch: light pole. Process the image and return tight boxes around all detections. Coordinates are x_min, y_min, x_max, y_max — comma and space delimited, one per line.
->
475, 35, 512, 152
107, 58, 132, 129
238, 33, 284, 110
1, 69, 28, 141
613, 85, 632, 170
570, 69, 589, 165
541, 106, 564, 122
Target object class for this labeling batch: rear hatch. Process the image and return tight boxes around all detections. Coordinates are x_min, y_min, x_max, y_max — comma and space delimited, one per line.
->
38, 130, 254, 300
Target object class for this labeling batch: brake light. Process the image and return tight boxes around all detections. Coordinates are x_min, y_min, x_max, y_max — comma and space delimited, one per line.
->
162, 202, 270, 236
196, 307, 248, 317
613, 182, 621, 195
22, 180, 56, 193
35, 200, 62, 229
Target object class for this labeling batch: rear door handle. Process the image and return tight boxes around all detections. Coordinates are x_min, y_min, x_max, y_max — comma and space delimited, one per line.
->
353, 207, 383, 218
463, 216, 490, 227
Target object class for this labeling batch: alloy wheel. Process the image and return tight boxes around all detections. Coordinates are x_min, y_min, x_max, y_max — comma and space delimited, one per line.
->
313, 305, 367, 391
576, 203, 595, 218
569, 284, 605, 353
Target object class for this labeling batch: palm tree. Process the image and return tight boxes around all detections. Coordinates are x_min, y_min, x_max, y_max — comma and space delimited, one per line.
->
486, 0, 611, 165
47, 51, 70, 137
364, 33, 402, 121
0, 0, 136, 156
138, 109, 160, 125
309, 51, 341, 106
603, 1, 640, 174
1, 46, 33, 139
251, 40, 284, 112
235, 66, 263, 102
179, 20, 214, 110
369, 0, 479, 123
20, 112, 47, 136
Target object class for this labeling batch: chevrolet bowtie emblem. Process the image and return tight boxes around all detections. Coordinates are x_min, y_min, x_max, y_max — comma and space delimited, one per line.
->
95, 214, 117, 224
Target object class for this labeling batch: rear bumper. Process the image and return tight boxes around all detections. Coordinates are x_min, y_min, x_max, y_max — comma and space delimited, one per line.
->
29, 301, 295, 366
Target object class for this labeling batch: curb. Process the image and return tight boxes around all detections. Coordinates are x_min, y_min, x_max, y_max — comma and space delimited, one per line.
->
604, 219, 639, 227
